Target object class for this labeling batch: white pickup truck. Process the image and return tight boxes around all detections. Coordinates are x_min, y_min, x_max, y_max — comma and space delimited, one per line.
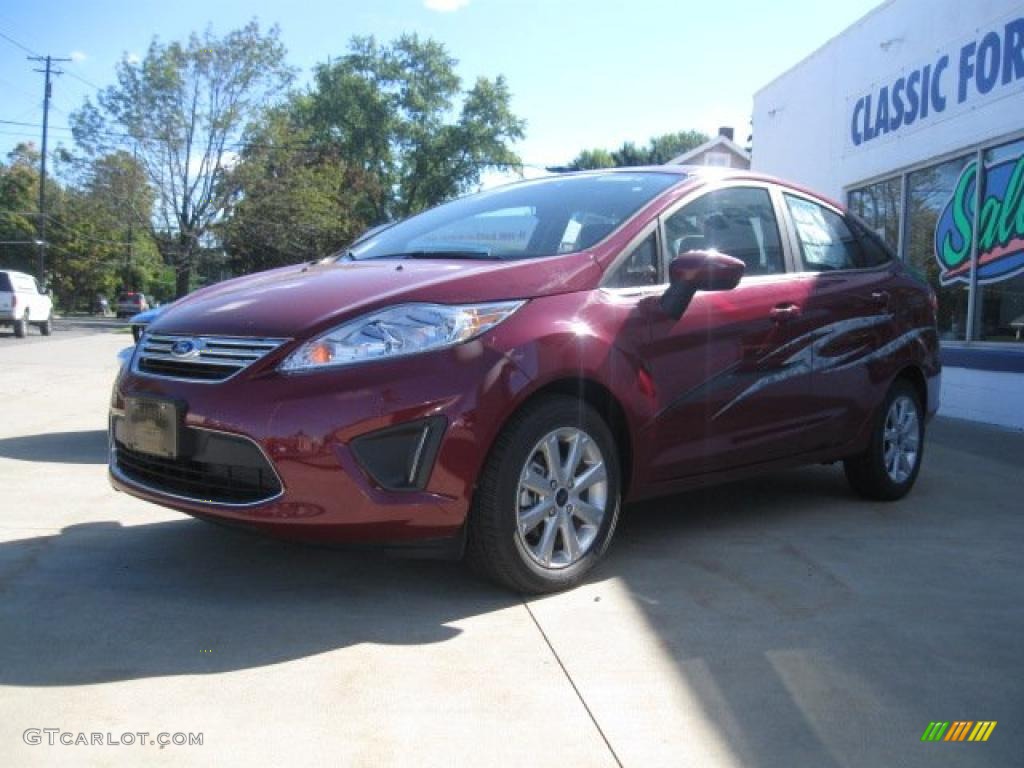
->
0, 269, 53, 338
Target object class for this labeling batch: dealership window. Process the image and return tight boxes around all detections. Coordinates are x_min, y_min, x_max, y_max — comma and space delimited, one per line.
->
902, 155, 973, 341
851, 138, 1024, 345
848, 176, 901, 251
973, 139, 1024, 343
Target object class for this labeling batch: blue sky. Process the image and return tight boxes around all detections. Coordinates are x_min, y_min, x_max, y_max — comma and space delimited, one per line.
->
0, 0, 881, 170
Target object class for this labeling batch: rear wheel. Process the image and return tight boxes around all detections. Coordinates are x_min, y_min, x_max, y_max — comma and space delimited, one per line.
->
38, 316, 52, 336
13, 311, 28, 338
844, 380, 924, 500
466, 396, 621, 594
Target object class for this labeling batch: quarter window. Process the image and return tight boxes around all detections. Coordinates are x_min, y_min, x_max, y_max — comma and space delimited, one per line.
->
606, 233, 660, 288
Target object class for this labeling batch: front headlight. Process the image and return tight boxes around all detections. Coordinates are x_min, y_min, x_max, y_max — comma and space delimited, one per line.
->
278, 301, 526, 372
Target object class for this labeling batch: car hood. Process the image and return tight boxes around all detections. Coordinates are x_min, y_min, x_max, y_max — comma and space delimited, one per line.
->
149, 254, 599, 339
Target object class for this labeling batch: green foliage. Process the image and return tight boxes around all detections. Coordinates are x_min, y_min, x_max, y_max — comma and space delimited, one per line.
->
222, 34, 526, 273
0, 144, 42, 274
568, 148, 616, 171
220, 105, 369, 272
569, 130, 709, 170
305, 35, 525, 219
71, 21, 295, 297
1, 142, 173, 311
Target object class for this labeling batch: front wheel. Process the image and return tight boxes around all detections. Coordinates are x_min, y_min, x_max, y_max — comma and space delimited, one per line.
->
844, 380, 924, 500
466, 396, 621, 594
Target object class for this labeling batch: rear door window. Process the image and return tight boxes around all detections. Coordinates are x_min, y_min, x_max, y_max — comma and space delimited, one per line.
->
784, 194, 861, 271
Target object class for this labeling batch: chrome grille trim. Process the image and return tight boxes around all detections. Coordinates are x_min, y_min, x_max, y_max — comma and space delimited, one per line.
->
132, 333, 289, 383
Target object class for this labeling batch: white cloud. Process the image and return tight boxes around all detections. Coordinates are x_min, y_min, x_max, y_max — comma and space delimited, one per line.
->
423, 0, 470, 12
126, 52, 141, 65
69, 50, 88, 62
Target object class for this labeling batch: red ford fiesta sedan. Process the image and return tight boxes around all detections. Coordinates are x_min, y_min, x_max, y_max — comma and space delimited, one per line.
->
109, 167, 940, 592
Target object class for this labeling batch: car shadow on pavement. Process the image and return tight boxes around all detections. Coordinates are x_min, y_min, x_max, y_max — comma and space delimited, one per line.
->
0, 430, 108, 464
0, 517, 517, 686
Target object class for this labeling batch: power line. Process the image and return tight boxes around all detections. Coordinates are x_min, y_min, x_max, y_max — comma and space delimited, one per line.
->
63, 68, 103, 93
0, 28, 38, 57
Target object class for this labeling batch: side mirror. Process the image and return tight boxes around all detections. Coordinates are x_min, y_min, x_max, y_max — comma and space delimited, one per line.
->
660, 250, 745, 320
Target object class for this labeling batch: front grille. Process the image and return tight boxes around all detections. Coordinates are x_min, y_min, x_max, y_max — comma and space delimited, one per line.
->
134, 333, 288, 382
114, 431, 282, 505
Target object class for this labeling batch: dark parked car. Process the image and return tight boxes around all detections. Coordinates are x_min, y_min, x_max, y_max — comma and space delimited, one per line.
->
109, 167, 940, 592
116, 292, 149, 319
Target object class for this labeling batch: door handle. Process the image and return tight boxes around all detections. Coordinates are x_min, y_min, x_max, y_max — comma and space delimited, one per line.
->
870, 290, 891, 308
770, 303, 802, 321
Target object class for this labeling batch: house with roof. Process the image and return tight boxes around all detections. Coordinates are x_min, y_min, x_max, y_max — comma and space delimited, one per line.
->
667, 127, 750, 169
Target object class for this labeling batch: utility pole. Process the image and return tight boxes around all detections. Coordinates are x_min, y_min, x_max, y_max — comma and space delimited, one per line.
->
28, 54, 71, 285
128, 144, 137, 282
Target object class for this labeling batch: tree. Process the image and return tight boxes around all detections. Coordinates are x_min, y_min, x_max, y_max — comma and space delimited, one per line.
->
221, 35, 527, 274
219, 105, 371, 272
43, 149, 167, 310
567, 148, 615, 171
0, 144, 41, 274
644, 130, 710, 164
569, 130, 709, 170
71, 21, 295, 297
304, 35, 526, 220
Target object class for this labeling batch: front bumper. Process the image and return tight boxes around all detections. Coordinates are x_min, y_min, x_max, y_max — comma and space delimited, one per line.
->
109, 340, 531, 545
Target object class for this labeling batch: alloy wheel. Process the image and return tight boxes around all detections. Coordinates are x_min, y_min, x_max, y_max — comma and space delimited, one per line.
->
882, 395, 920, 484
515, 427, 608, 569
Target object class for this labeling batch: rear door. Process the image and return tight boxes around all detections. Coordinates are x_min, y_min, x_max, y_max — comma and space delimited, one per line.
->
637, 183, 826, 481
779, 192, 899, 452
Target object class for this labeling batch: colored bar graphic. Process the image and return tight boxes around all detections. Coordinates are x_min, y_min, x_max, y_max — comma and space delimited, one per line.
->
922, 720, 996, 742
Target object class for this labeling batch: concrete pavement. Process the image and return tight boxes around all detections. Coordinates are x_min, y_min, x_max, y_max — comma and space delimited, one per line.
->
0, 331, 1021, 767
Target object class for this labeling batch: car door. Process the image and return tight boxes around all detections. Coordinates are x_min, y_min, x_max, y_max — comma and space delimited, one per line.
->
779, 192, 900, 453
635, 183, 826, 482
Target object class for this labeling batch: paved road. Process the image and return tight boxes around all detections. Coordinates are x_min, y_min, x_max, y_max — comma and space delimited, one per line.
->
0, 333, 1021, 767
0, 316, 131, 345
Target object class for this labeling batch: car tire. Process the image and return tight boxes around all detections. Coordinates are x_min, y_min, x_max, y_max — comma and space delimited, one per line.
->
844, 379, 924, 501
465, 395, 621, 594
13, 311, 28, 338
39, 316, 52, 336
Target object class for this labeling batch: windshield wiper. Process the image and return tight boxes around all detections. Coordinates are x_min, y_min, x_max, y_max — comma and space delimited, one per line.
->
368, 249, 500, 261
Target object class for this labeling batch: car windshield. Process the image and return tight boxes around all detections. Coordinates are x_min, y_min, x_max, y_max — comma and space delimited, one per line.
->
0, 273, 11, 292
346, 172, 683, 261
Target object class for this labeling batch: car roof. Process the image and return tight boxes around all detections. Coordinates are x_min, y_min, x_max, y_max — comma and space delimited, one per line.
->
0, 269, 33, 279
525, 166, 844, 211
665, 165, 845, 211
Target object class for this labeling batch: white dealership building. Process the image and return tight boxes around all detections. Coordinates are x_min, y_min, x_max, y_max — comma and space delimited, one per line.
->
752, 0, 1024, 428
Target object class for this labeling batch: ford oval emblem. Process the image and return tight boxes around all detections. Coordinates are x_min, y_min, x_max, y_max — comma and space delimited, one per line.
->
170, 338, 199, 358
